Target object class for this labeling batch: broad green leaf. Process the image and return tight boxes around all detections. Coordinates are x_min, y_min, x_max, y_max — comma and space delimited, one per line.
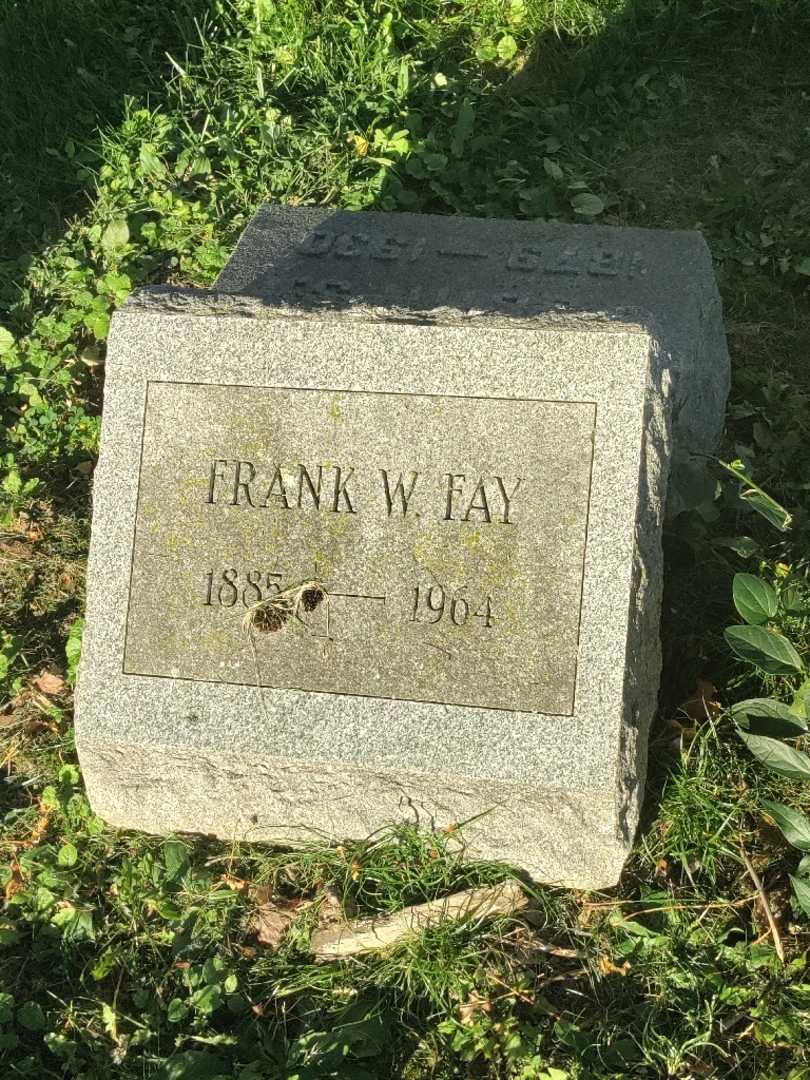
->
57, 843, 78, 867
739, 732, 810, 780
762, 800, 810, 851
781, 584, 808, 613
65, 618, 84, 686
167, 998, 189, 1023
101, 1003, 117, 1038
162, 839, 190, 883
91, 947, 119, 982
450, 97, 475, 158
0, 993, 13, 1024
543, 156, 564, 181
154, 897, 183, 920
58, 764, 80, 786
191, 983, 222, 1015
789, 875, 810, 917
497, 33, 518, 60
0, 327, 14, 355
101, 218, 129, 251
2, 469, 21, 495
397, 58, 410, 96
153, 1050, 228, 1080
139, 144, 166, 177
720, 459, 792, 531
713, 535, 759, 558
571, 192, 604, 216
84, 311, 109, 340
733, 573, 778, 625
17, 1000, 46, 1031
724, 625, 804, 675
732, 698, 808, 737
202, 955, 225, 984
50, 905, 94, 942
792, 677, 810, 719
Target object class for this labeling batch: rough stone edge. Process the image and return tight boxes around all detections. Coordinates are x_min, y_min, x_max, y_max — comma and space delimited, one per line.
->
614, 336, 672, 850
77, 738, 633, 891
120, 283, 655, 333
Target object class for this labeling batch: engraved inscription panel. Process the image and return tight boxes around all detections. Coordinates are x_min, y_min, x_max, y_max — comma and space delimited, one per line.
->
124, 383, 596, 714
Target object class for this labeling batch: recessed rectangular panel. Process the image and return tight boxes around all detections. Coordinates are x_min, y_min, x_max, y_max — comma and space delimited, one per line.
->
123, 382, 595, 713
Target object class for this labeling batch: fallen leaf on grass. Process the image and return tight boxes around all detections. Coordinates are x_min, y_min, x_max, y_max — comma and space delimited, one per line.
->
219, 873, 249, 892
253, 903, 296, 948
347, 132, 369, 156
680, 679, 722, 725
459, 992, 492, 1025
4, 860, 24, 902
250, 882, 309, 949
13, 514, 43, 542
27, 806, 52, 846
33, 671, 66, 696
598, 956, 631, 976
58, 571, 77, 595
316, 888, 344, 927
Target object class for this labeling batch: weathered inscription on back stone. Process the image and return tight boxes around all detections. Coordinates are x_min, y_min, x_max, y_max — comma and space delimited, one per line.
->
124, 383, 595, 714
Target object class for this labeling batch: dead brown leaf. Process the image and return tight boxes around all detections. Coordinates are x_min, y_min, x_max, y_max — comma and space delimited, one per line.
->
33, 671, 66, 696
316, 888, 344, 929
4, 860, 24, 902
680, 679, 722, 725
459, 992, 492, 1025
27, 806, 52, 847
598, 956, 631, 976
250, 883, 311, 949
58, 571, 76, 595
577, 902, 600, 928
253, 903, 296, 949
250, 884, 273, 906
220, 873, 249, 893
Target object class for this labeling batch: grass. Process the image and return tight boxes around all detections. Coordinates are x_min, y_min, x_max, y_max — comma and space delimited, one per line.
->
2, 0, 810, 1075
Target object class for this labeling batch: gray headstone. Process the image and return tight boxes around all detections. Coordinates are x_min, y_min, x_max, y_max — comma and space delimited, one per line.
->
75, 207, 729, 889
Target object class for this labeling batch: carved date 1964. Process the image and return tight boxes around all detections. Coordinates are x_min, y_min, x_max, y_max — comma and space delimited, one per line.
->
202, 568, 495, 629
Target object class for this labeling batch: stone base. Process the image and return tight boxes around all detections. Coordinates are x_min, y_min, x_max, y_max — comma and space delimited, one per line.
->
79, 740, 632, 890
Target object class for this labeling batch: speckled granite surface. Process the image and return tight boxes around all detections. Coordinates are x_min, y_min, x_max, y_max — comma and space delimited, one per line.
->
75, 208, 729, 889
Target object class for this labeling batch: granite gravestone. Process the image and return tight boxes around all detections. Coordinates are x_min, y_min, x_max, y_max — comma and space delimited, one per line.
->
75, 207, 729, 889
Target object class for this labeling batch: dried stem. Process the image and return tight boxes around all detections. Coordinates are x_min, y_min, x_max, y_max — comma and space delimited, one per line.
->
740, 845, 784, 963
242, 579, 330, 725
